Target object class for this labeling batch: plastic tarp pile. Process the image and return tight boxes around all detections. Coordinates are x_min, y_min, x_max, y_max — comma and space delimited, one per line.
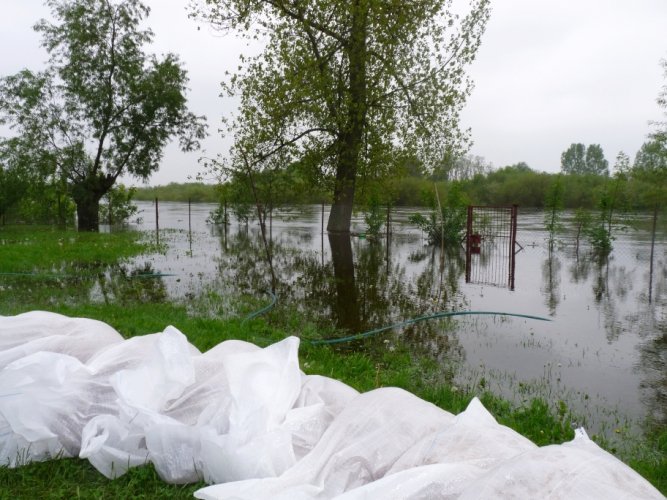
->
0, 311, 663, 499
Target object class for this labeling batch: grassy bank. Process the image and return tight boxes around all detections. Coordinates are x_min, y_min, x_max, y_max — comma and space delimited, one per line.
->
133, 182, 219, 203
0, 225, 664, 496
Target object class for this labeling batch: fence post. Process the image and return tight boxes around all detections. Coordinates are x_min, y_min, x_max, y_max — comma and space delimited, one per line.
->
509, 205, 518, 290
188, 197, 192, 251
155, 197, 159, 244
648, 203, 658, 303
465, 205, 473, 283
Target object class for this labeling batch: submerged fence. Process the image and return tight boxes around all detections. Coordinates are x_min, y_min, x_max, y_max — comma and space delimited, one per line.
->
465, 205, 520, 290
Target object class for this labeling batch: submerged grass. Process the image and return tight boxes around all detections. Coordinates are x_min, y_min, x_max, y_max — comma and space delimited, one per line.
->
0, 225, 150, 274
0, 225, 665, 496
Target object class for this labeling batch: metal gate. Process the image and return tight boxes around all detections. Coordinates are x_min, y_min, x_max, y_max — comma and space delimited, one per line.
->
465, 205, 519, 290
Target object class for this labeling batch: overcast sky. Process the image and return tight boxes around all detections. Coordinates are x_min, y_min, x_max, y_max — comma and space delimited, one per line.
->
1, 0, 666, 185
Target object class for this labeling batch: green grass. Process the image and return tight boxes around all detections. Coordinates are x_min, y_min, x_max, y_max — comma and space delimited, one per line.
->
0, 459, 201, 499
0, 225, 665, 496
0, 225, 149, 274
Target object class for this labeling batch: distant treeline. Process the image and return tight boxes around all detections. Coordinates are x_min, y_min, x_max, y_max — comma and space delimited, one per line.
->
135, 167, 661, 212
133, 183, 219, 202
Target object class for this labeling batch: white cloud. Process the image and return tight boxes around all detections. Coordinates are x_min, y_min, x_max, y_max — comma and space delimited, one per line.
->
462, 0, 667, 171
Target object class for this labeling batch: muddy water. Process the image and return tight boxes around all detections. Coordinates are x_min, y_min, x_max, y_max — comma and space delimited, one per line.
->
127, 201, 666, 440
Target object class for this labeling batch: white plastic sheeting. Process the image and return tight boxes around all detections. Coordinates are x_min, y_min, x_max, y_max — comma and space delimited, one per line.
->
0, 311, 663, 500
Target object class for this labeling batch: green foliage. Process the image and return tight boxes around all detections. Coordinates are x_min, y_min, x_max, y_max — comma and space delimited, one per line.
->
0, 226, 148, 274
0, 459, 200, 499
572, 208, 592, 252
0, 142, 31, 221
561, 143, 609, 176
134, 183, 220, 203
584, 172, 625, 257
543, 175, 564, 251
650, 58, 667, 150
231, 202, 253, 226
13, 189, 76, 226
461, 164, 552, 208
363, 193, 384, 237
192, 0, 490, 232
134, 167, 667, 214
591, 165, 629, 256
624, 428, 667, 495
99, 184, 139, 225
431, 154, 491, 181
0, 0, 206, 231
409, 184, 467, 246
208, 203, 230, 225
585, 144, 609, 175
585, 222, 613, 257
561, 143, 586, 174
633, 140, 667, 211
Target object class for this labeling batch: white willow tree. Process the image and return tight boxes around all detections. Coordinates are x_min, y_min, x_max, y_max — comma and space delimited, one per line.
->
193, 0, 491, 233
0, 0, 207, 231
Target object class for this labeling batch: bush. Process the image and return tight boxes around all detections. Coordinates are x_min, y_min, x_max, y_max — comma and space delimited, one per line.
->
99, 184, 138, 225
410, 184, 467, 246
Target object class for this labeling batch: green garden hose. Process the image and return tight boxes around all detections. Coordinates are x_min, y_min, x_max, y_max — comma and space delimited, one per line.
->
309, 310, 551, 345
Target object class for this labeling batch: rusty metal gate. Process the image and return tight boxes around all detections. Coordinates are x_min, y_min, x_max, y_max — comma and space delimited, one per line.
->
465, 205, 519, 290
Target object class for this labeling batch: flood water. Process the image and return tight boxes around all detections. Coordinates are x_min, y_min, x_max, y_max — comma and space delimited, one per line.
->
126, 201, 666, 442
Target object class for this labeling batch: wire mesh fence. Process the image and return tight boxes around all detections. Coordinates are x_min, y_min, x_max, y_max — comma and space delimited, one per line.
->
465, 205, 519, 290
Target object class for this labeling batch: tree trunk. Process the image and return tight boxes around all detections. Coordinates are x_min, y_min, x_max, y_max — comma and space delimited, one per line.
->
72, 175, 112, 232
75, 194, 103, 232
327, 1, 368, 234
327, 164, 357, 233
328, 233, 361, 331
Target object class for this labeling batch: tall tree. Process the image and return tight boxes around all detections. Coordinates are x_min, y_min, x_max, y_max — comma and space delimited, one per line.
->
585, 144, 609, 176
651, 58, 667, 148
193, 0, 490, 233
0, 140, 31, 222
634, 142, 667, 174
560, 143, 586, 174
641, 59, 667, 302
561, 143, 608, 175
0, 0, 206, 231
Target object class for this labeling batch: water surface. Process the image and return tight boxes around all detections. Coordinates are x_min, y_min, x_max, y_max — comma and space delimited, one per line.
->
126, 201, 666, 441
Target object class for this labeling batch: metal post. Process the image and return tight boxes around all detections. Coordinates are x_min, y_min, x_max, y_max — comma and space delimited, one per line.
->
465, 205, 473, 283
155, 197, 159, 244
224, 199, 228, 225
385, 204, 391, 265
509, 205, 518, 290
188, 197, 192, 252
648, 204, 658, 303
386, 204, 391, 236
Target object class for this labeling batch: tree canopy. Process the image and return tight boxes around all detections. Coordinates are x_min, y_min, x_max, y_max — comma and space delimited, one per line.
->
192, 0, 490, 233
0, 0, 206, 231
651, 58, 667, 148
632, 60, 667, 208
560, 143, 609, 176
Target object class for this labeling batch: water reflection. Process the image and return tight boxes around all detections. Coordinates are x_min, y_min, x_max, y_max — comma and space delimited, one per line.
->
123, 202, 666, 440
329, 233, 361, 331
638, 329, 667, 430
541, 254, 561, 316
2, 260, 169, 308
569, 252, 592, 283
214, 226, 467, 338
97, 262, 168, 304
